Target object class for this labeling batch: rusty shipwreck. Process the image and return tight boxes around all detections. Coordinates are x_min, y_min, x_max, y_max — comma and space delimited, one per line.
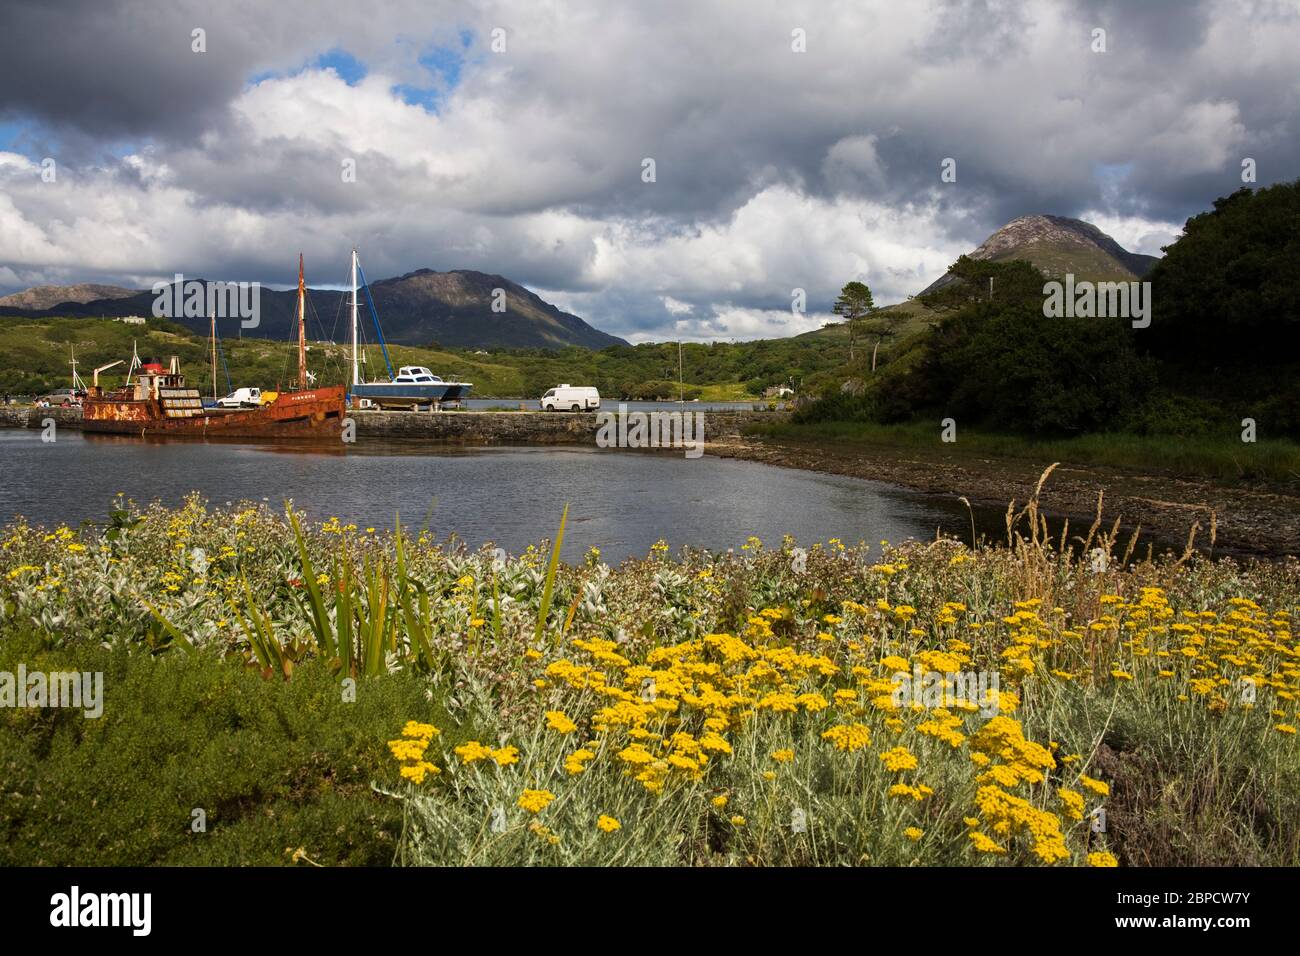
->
82, 255, 345, 439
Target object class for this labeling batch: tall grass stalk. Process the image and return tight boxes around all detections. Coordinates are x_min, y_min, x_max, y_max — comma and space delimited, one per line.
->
536, 504, 568, 646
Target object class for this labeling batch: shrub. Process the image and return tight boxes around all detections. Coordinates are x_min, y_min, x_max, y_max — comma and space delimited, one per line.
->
0, 633, 453, 866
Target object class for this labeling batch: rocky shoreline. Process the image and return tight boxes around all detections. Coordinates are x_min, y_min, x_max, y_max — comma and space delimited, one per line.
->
709, 434, 1300, 559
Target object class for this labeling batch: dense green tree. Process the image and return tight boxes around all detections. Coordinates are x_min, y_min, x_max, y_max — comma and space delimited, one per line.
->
1145, 180, 1300, 365
800, 258, 1155, 436
918, 300, 1153, 434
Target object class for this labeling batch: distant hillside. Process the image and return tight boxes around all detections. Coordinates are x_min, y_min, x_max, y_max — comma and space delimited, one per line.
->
0, 315, 841, 399
918, 214, 1158, 295
0, 269, 626, 351
0, 283, 137, 311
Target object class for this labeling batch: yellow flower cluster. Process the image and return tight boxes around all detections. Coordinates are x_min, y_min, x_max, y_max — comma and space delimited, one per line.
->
973, 784, 1070, 863
879, 746, 918, 772
518, 789, 556, 814
377, 581, 1296, 866
453, 740, 520, 766
546, 710, 578, 734
387, 721, 441, 784
822, 722, 872, 752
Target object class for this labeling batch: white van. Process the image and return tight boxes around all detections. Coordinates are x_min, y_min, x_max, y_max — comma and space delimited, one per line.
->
215, 387, 262, 408
540, 384, 600, 411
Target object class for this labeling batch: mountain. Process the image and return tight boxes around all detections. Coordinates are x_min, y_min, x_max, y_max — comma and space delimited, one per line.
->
917, 214, 1159, 295
0, 283, 137, 311
360, 269, 625, 349
0, 269, 626, 350
800, 213, 1163, 345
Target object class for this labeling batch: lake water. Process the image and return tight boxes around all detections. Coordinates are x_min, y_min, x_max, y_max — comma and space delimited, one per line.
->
0, 429, 975, 562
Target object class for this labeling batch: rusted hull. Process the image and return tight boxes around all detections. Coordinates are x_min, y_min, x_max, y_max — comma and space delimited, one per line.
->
82, 387, 346, 439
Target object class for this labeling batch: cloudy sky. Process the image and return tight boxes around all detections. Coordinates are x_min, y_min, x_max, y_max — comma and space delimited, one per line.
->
1, 0, 1297, 342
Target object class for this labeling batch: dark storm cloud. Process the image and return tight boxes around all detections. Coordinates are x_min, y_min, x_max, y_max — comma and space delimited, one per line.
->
1, 0, 1298, 340
5, 0, 1292, 225
0, 0, 258, 143
1075, 0, 1214, 55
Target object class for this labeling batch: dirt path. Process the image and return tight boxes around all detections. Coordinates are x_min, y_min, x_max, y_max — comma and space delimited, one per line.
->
709, 435, 1300, 559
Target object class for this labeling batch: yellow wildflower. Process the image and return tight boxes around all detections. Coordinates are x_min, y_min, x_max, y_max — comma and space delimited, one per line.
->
545, 710, 578, 734
518, 789, 556, 814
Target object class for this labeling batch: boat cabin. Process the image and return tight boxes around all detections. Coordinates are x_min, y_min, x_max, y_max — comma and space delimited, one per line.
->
393, 366, 445, 384
133, 361, 188, 400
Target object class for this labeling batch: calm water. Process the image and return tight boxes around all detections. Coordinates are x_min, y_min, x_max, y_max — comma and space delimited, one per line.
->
0, 430, 973, 562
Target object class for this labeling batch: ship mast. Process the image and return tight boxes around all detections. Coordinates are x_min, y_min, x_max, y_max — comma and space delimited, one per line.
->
297, 253, 307, 391
69, 347, 86, 391
128, 340, 142, 381
350, 249, 359, 387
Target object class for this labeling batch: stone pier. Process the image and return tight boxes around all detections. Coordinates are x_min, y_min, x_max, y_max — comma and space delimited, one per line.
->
0, 405, 786, 445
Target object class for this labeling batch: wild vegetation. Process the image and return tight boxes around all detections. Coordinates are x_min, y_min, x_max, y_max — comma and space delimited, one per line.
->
796, 180, 1300, 448
2, 489, 1296, 866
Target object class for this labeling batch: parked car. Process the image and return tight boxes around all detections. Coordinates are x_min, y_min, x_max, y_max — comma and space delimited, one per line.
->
38, 388, 83, 407
539, 385, 600, 411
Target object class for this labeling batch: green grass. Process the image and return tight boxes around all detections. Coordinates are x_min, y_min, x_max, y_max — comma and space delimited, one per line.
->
0, 631, 461, 866
751, 419, 1300, 484
690, 382, 754, 401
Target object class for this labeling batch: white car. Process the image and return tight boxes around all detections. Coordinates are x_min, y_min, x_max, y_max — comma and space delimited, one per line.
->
539, 385, 600, 411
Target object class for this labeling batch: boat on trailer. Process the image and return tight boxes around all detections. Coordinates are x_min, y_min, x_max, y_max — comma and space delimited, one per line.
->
82, 256, 345, 438
351, 365, 471, 410
344, 250, 473, 410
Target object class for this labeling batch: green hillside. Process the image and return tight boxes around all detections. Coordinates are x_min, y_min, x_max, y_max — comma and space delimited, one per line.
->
0, 317, 543, 397
799, 297, 941, 346
0, 316, 851, 401
982, 238, 1144, 283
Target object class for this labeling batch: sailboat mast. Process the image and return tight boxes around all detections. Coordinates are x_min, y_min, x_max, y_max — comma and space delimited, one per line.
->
297, 253, 307, 391
350, 249, 359, 387
210, 313, 218, 401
